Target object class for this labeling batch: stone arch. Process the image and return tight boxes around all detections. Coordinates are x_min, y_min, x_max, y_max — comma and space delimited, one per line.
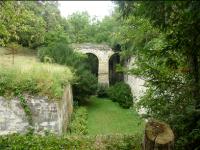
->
73, 44, 115, 86
77, 49, 101, 62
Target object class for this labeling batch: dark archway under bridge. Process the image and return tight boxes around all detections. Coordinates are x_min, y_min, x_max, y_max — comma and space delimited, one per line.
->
73, 43, 124, 86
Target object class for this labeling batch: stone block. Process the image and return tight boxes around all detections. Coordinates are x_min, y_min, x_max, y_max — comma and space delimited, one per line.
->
0, 85, 73, 135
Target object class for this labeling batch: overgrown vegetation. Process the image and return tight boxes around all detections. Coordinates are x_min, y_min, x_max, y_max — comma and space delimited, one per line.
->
108, 82, 133, 109
34, 9, 99, 105
72, 70, 98, 105
114, 1, 200, 149
0, 1, 117, 48
0, 1, 115, 105
37, 38, 98, 104
1, 1, 199, 148
69, 107, 88, 135
17, 92, 33, 125
0, 133, 141, 150
97, 84, 108, 98
0, 62, 73, 100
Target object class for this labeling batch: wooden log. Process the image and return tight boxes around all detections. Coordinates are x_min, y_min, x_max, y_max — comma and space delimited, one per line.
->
143, 120, 174, 150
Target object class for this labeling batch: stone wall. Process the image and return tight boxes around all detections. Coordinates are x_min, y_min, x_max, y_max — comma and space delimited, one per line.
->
124, 58, 147, 115
0, 85, 73, 135
124, 58, 146, 101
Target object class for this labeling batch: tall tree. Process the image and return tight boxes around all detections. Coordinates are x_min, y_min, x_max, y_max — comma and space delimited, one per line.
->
115, 1, 200, 149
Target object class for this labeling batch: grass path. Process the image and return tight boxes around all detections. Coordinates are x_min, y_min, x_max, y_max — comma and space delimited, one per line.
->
87, 96, 144, 135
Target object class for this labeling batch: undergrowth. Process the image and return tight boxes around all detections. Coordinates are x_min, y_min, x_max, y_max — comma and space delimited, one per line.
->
108, 82, 133, 108
68, 107, 88, 135
0, 133, 142, 150
0, 63, 73, 100
16, 91, 33, 126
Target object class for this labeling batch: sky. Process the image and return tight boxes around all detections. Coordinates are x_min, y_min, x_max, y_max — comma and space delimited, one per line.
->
58, 1, 115, 20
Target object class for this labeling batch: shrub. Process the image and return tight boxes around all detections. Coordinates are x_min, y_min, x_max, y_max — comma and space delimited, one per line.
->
37, 42, 75, 65
68, 107, 88, 135
37, 41, 98, 105
72, 70, 98, 105
0, 134, 142, 150
108, 82, 133, 108
37, 39, 86, 70
97, 84, 108, 98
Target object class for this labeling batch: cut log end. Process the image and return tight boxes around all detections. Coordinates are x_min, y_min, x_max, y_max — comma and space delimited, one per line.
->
143, 120, 174, 150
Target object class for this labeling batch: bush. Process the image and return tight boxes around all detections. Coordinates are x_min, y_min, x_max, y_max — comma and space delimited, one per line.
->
108, 82, 133, 108
37, 40, 98, 105
37, 36, 86, 70
0, 134, 142, 150
97, 84, 108, 98
72, 70, 98, 105
68, 107, 88, 135
37, 42, 75, 66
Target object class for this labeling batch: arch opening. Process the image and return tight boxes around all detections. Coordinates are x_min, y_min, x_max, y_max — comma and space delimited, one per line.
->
85, 53, 99, 77
109, 53, 124, 85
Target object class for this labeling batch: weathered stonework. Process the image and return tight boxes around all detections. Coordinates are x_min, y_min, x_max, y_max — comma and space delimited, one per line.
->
0, 85, 73, 135
74, 43, 115, 86
124, 57, 146, 100
124, 57, 146, 114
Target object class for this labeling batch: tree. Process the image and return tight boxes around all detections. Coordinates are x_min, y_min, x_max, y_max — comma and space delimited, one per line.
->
66, 12, 91, 43
0, 1, 66, 49
115, 1, 200, 149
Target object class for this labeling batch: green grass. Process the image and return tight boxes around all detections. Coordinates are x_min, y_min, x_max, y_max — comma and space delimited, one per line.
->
0, 46, 37, 67
0, 47, 73, 100
87, 96, 145, 135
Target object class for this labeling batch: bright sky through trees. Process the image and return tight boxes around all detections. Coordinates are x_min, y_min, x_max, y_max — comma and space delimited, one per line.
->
58, 1, 115, 20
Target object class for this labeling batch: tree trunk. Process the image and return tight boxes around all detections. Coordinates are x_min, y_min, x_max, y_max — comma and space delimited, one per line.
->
143, 120, 174, 150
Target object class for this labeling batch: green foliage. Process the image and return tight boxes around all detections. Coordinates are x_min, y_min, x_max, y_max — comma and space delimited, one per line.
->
67, 12, 91, 43
38, 44, 98, 105
43, 30, 70, 47
0, 134, 92, 150
97, 84, 108, 98
0, 1, 46, 48
0, 1, 67, 48
16, 92, 33, 126
69, 107, 88, 135
92, 16, 119, 45
116, 1, 200, 149
0, 134, 141, 150
0, 63, 73, 100
65, 12, 118, 45
37, 42, 74, 65
0, 1, 119, 48
37, 32, 98, 106
72, 70, 98, 105
108, 82, 133, 109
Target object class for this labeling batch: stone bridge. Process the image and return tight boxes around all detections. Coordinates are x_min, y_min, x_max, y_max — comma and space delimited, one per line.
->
73, 44, 115, 86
